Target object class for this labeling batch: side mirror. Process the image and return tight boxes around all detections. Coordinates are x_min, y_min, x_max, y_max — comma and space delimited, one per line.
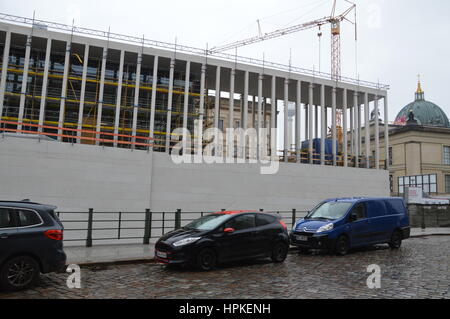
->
224, 228, 235, 233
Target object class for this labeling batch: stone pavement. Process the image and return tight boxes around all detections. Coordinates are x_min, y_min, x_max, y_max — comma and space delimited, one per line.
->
65, 228, 450, 265
1, 236, 449, 299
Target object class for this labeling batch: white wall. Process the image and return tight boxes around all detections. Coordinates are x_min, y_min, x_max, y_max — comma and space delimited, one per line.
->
0, 135, 389, 212
0, 135, 390, 246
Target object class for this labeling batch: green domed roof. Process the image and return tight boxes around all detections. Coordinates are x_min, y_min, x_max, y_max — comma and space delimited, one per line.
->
395, 80, 449, 127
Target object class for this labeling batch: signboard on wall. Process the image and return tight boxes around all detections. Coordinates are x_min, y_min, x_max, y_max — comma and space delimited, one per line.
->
405, 187, 450, 204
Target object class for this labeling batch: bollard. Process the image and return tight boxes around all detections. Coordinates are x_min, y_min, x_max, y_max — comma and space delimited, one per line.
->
143, 209, 152, 245
175, 209, 182, 230
292, 209, 297, 229
86, 208, 94, 248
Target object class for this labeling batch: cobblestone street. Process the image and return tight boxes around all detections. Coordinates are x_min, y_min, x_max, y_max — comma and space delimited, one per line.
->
1, 236, 449, 299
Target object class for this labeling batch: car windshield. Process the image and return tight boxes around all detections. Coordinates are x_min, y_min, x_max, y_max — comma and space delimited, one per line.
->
184, 214, 232, 231
307, 202, 353, 221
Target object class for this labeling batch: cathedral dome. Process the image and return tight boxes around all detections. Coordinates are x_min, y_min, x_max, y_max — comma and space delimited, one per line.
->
395, 78, 449, 127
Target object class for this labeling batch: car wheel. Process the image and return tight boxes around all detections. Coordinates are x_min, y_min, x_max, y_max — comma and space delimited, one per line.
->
0, 256, 40, 291
389, 230, 403, 249
271, 242, 289, 263
196, 248, 217, 271
335, 236, 350, 256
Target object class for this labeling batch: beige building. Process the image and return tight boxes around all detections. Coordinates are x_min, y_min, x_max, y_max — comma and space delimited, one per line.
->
359, 80, 450, 197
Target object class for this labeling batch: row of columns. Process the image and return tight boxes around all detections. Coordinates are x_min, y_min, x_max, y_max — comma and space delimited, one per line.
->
0, 30, 390, 170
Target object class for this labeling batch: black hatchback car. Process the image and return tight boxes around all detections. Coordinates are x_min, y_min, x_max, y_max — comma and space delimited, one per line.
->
155, 211, 290, 270
0, 201, 66, 291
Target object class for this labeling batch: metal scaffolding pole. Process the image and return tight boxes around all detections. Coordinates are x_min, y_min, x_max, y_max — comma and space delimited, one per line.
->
57, 41, 71, 140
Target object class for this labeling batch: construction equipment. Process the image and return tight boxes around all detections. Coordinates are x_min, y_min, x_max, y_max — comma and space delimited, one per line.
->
210, 0, 357, 147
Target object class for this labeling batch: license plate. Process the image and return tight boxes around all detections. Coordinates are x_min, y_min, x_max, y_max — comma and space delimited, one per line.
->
295, 235, 308, 242
156, 251, 167, 259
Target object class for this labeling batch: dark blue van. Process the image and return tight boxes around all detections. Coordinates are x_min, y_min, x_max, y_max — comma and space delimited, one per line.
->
290, 198, 411, 255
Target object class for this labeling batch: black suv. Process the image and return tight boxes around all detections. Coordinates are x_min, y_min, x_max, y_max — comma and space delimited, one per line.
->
0, 201, 66, 291
155, 211, 290, 270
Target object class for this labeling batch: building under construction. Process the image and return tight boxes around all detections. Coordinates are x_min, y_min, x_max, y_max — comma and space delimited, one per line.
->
0, 13, 391, 212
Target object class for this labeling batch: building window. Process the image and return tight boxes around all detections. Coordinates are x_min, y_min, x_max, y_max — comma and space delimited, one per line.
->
389, 147, 393, 166
389, 175, 394, 193
398, 174, 438, 195
218, 119, 224, 132
444, 146, 450, 165
446, 175, 450, 194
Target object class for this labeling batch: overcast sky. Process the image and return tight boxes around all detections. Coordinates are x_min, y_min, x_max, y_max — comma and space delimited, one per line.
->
1, 0, 449, 122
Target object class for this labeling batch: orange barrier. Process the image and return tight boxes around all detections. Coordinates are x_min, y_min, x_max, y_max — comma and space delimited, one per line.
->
0, 120, 155, 148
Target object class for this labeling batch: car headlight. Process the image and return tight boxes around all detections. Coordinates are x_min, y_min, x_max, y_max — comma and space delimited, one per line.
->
317, 223, 334, 233
173, 237, 201, 247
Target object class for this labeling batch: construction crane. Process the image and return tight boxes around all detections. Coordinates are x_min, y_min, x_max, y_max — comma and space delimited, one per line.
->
210, 0, 357, 147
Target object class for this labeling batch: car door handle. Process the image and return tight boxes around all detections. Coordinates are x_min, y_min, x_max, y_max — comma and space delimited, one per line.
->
0, 234, 9, 239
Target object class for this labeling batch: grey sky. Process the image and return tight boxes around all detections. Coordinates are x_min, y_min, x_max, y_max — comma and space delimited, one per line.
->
1, 0, 449, 122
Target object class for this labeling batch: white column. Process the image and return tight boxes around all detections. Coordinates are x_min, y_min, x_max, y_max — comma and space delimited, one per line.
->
314, 105, 319, 139
308, 83, 314, 164
57, 41, 71, 140
284, 79, 289, 162
320, 84, 326, 165
384, 95, 390, 170
243, 70, 249, 131
343, 89, 348, 167
364, 92, 370, 168
182, 61, 191, 153
96, 47, 108, 144
149, 56, 159, 150
350, 104, 354, 158
198, 63, 206, 156
214, 66, 221, 129
229, 69, 235, 130
354, 92, 359, 168
76, 44, 89, 140
131, 52, 142, 146
257, 74, 263, 159
0, 31, 11, 119
374, 95, 380, 169
358, 100, 362, 158
332, 87, 337, 166
18, 35, 32, 130
165, 58, 175, 153
295, 80, 301, 163
39, 38, 52, 132
113, 50, 125, 147
227, 69, 235, 159
270, 76, 276, 156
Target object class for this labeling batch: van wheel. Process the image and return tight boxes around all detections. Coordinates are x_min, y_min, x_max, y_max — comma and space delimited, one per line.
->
0, 256, 40, 291
196, 248, 217, 271
271, 242, 289, 263
335, 236, 350, 256
389, 230, 403, 249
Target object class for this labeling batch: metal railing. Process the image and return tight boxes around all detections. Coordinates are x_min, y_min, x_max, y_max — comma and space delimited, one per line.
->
57, 209, 309, 247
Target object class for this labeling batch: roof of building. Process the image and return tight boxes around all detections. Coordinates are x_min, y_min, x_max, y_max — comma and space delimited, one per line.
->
394, 78, 449, 128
